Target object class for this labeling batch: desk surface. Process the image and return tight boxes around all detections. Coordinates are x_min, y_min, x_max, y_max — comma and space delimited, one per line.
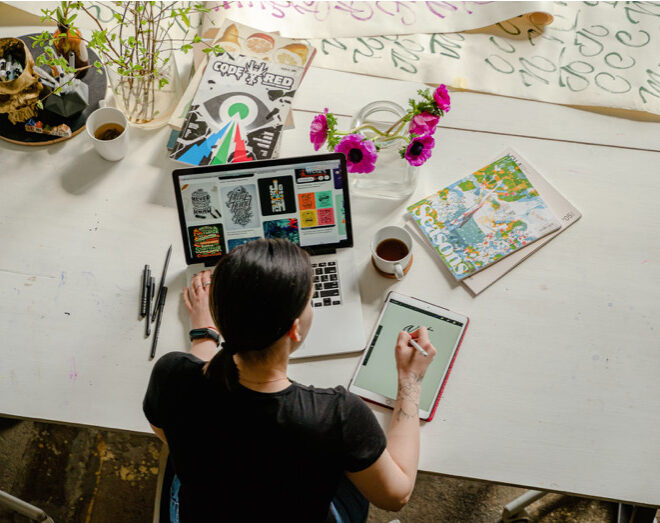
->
2, 28, 660, 508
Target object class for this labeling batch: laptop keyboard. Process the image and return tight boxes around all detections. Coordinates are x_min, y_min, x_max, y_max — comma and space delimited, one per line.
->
311, 261, 341, 308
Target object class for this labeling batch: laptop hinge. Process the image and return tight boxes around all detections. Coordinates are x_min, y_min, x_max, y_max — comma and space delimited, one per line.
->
305, 246, 337, 256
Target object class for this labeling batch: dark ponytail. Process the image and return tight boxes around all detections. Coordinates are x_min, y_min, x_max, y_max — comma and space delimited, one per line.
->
205, 239, 313, 391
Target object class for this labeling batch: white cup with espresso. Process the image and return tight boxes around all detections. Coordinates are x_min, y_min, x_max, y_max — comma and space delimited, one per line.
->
86, 102, 128, 161
371, 226, 413, 280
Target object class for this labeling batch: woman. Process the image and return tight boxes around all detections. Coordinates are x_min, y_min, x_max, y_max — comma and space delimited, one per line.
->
144, 239, 437, 522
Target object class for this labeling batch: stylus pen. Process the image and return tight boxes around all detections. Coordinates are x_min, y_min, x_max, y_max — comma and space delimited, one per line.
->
150, 287, 168, 360
151, 245, 172, 323
406, 325, 428, 357
409, 338, 428, 357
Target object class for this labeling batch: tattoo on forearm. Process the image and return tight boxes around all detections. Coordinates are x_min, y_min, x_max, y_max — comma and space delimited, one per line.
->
394, 373, 423, 421
395, 405, 417, 421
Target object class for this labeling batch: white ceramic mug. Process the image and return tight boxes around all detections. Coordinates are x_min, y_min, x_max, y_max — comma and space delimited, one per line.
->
86, 102, 129, 161
371, 226, 413, 280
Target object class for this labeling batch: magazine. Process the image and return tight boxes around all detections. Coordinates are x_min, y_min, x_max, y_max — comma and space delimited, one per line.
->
407, 152, 561, 280
170, 51, 304, 166
168, 20, 315, 131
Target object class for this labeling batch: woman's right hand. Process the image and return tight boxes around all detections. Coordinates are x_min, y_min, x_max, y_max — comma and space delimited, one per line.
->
394, 327, 436, 382
183, 270, 217, 331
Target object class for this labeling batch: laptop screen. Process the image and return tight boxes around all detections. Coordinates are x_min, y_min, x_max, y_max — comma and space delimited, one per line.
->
172, 153, 353, 265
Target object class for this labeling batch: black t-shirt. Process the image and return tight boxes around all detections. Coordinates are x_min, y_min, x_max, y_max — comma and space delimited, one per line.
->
143, 352, 387, 522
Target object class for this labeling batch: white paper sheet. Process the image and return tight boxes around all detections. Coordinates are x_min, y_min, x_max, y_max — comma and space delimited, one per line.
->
209, 1, 550, 38
304, 2, 660, 115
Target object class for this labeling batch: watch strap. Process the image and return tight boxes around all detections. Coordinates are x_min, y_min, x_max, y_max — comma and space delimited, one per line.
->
189, 328, 220, 345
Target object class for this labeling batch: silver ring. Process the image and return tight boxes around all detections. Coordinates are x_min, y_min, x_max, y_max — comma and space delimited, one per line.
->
203, 281, 211, 287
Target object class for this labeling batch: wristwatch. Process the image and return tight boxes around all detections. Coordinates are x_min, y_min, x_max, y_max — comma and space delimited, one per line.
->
189, 328, 220, 346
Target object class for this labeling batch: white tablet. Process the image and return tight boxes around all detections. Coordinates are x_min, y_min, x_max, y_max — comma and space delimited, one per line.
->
348, 292, 469, 421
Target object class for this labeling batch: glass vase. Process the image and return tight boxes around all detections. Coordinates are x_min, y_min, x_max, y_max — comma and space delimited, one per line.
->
106, 51, 181, 129
349, 101, 419, 199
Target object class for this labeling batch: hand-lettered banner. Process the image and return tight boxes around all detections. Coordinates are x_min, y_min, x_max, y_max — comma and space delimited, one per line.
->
210, 1, 551, 38
302, 1, 660, 115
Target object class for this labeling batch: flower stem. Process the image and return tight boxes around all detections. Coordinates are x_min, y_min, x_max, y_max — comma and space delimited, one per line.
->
349, 122, 406, 138
385, 117, 406, 135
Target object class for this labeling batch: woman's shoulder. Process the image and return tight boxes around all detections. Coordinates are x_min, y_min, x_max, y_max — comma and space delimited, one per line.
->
287, 383, 378, 434
292, 382, 349, 398
152, 351, 205, 381
290, 383, 366, 413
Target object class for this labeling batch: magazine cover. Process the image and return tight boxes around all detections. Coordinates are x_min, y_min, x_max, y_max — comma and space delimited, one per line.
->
407, 153, 561, 280
168, 20, 316, 131
170, 52, 304, 166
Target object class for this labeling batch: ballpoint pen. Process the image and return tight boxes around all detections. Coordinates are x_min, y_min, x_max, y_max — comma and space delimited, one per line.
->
152, 245, 172, 323
145, 275, 154, 337
140, 265, 149, 317
150, 287, 168, 360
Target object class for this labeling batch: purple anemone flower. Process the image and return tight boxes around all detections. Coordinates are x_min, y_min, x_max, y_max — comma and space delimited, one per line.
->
405, 135, 435, 167
309, 109, 329, 151
409, 111, 439, 136
335, 134, 378, 173
433, 85, 451, 113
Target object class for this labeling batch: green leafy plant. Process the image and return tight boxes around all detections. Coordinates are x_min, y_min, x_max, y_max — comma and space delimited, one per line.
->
32, 1, 223, 124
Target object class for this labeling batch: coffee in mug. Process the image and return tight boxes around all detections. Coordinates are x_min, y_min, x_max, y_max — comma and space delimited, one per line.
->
94, 123, 125, 141
86, 104, 129, 161
376, 238, 409, 262
371, 226, 413, 280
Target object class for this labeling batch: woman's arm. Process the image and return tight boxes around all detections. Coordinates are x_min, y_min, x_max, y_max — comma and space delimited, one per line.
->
183, 270, 219, 362
347, 328, 436, 511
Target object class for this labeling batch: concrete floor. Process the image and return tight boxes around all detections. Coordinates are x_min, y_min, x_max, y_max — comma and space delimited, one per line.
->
0, 416, 622, 522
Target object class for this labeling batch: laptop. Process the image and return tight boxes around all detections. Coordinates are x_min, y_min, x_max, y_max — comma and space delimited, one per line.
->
172, 153, 365, 358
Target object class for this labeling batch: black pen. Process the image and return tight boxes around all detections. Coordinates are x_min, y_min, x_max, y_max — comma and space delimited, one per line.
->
140, 264, 149, 317
150, 286, 168, 360
145, 275, 154, 337
152, 245, 172, 323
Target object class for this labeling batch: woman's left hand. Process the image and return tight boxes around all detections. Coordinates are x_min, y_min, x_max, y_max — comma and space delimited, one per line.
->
183, 270, 217, 331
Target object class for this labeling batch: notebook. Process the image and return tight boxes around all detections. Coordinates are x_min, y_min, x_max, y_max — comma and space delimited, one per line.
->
407, 151, 561, 281
461, 149, 582, 295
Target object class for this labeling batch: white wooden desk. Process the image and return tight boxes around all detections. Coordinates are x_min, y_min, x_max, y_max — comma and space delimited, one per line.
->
2, 27, 660, 509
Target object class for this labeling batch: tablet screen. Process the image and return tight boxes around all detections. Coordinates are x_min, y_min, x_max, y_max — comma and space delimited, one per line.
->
353, 298, 465, 412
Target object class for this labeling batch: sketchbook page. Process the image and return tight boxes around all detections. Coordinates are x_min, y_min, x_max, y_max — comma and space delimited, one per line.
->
461, 148, 582, 295
207, 1, 550, 38
306, 2, 660, 116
